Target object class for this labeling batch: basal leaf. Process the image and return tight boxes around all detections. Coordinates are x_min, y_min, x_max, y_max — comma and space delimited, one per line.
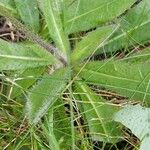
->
71, 25, 118, 63
97, 0, 150, 54
0, 39, 56, 70
63, 0, 136, 34
0, 0, 16, 14
76, 60, 150, 104
26, 68, 70, 124
14, 0, 40, 31
11, 67, 45, 98
38, 0, 70, 60
75, 81, 121, 143
114, 104, 150, 150
122, 47, 150, 63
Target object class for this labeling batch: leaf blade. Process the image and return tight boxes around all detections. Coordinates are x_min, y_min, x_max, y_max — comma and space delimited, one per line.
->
77, 60, 150, 104
97, 0, 150, 54
114, 104, 150, 150
63, 0, 136, 34
38, 0, 70, 60
26, 68, 70, 124
0, 39, 56, 70
71, 25, 118, 63
74, 81, 121, 143
11, 67, 45, 98
14, 0, 40, 31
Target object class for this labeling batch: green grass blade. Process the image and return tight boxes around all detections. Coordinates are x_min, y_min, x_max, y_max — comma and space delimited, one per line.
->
42, 109, 61, 150
43, 99, 71, 149
122, 47, 150, 63
75, 81, 121, 143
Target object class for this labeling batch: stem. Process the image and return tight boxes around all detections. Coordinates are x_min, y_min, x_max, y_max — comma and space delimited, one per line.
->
0, 6, 67, 66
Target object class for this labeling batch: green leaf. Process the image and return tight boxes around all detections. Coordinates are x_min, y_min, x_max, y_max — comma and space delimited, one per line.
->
76, 60, 150, 104
114, 104, 150, 150
122, 47, 150, 63
42, 99, 71, 149
14, 0, 40, 31
26, 68, 70, 124
97, 0, 150, 54
38, 0, 70, 60
53, 99, 71, 149
71, 25, 118, 63
74, 81, 121, 143
43, 109, 61, 150
11, 67, 45, 99
0, 0, 16, 14
0, 39, 56, 70
63, 0, 136, 34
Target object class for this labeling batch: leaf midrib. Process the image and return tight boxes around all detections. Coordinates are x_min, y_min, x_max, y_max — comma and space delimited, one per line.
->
0, 54, 49, 61
82, 68, 145, 83
46, 1, 66, 53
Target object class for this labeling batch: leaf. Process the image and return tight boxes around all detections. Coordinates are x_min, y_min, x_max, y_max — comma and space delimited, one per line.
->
0, 39, 56, 70
43, 109, 61, 150
114, 104, 150, 150
76, 60, 150, 104
38, 0, 70, 60
14, 0, 40, 31
0, 0, 16, 14
74, 81, 121, 143
26, 68, 70, 124
71, 25, 118, 63
53, 99, 71, 149
42, 99, 71, 149
122, 48, 150, 63
11, 67, 45, 98
63, 0, 136, 34
97, 0, 150, 54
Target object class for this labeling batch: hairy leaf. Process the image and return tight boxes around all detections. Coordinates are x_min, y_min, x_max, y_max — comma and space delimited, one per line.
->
76, 60, 150, 104
14, 0, 39, 31
114, 104, 150, 150
97, 0, 150, 54
11, 67, 45, 98
0, 0, 16, 14
122, 47, 150, 63
0, 39, 56, 70
38, 0, 70, 60
71, 25, 118, 63
75, 81, 121, 143
63, 0, 136, 34
26, 68, 69, 124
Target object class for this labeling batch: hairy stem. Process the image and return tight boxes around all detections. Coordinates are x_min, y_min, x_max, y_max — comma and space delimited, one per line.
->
0, 6, 67, 66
